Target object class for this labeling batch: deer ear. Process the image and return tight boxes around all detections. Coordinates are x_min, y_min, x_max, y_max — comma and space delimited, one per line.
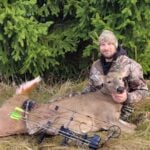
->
100, 75, 105, 82
96, 74, 105, 86
90, 74, 105, 86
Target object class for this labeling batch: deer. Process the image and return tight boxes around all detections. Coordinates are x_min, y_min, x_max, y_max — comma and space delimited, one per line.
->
0, 72, 136, 138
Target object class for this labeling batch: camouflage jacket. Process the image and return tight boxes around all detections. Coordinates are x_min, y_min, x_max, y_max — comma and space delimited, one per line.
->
85, 55, 149, 104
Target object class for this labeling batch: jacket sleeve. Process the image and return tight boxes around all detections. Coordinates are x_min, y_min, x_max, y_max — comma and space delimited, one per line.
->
82, 62, 104, 93
127, 62, 149, 103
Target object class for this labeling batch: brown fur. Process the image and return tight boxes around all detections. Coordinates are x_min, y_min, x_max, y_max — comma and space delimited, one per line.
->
0, 77, 41, 137
27, 92, 136, 135
0, 94, 28, 136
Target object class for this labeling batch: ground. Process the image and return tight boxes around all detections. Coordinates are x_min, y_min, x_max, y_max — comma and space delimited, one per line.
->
0, 81, 149, 150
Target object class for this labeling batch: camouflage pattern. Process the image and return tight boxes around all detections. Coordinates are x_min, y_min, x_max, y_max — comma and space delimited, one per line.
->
86, 55, 149, 104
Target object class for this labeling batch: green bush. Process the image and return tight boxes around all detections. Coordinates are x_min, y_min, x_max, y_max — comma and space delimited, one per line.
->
0, 0, 149, 82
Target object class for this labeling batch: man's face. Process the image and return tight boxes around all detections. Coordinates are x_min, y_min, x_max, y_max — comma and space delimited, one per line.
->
99, 41, 117, 59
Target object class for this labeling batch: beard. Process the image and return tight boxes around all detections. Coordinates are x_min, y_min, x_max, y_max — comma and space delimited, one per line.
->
101, 52, 117, 60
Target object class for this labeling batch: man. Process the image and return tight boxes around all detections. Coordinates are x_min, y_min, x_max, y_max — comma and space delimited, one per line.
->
83, 29, 149, 121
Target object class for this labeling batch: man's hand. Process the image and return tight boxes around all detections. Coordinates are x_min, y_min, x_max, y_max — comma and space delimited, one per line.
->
111, 90, 127, 103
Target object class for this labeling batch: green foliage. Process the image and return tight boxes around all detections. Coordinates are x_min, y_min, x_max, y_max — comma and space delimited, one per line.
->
138, 42, 150, 74
0, 0, 53, 77
0, 0, 149, 82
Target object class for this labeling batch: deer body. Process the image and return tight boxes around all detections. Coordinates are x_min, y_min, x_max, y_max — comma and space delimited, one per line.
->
0, 74, 136, 137
26, 91, 135, 135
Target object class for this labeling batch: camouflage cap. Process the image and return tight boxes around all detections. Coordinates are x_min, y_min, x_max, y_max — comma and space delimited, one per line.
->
99, 30, 118, 48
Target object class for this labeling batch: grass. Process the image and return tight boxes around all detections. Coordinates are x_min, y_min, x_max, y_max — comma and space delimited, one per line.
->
0, 80, 149, 150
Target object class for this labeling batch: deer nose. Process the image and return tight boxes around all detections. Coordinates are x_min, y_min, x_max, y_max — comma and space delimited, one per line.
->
117, 86, 125, 94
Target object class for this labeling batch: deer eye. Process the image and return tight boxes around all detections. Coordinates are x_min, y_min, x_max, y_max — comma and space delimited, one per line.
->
107, 81, 112, 84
